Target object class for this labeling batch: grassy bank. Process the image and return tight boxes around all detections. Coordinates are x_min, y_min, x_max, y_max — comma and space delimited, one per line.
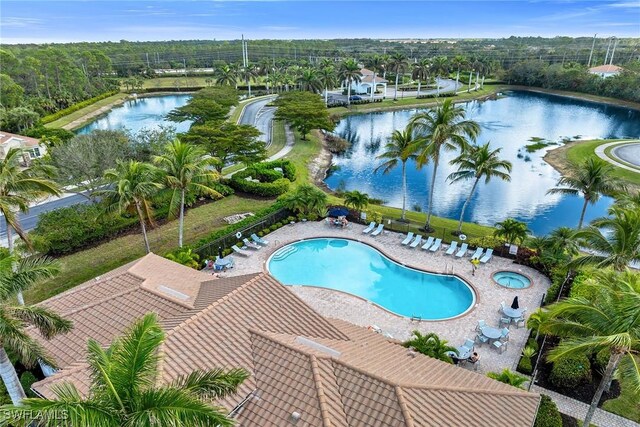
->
140, 76, 210, 90
602, 356, 640, 423
44, 92, 129, 129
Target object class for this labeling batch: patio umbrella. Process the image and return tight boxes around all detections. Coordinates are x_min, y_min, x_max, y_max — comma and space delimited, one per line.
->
511, 296, 520, 310
328, 206, 349, 217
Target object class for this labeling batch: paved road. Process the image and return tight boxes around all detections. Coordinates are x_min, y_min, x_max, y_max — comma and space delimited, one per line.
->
238, 96, 277, 145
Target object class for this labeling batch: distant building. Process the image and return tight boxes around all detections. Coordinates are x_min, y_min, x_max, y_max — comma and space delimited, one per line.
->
588, 64, 623, 78
0, 131, 47, 165
349, 68, 388, 96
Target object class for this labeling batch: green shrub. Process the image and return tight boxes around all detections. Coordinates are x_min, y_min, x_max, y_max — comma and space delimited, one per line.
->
549, 353, 592, 389
0, 379, 10, 405
544, 268, 568, 304
164, 248, 200, 269
307, 213, 319, 221
467, 236, 504, 250
41, 90, 120, 124
594, 348, 611, 371
569, 272, 596, 299
534, 395, 563, 427
270, 224, 278, 232
287, 216, 295, 223
527, 338, 540, 352
518, 356, 533, 375
19, 371, 38, 398
229, 160, 296, 197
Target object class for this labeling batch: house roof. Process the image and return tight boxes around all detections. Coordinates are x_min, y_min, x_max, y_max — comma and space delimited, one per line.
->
32, 256, 539, 427
360, 67, 388, 83
0, 132, 40, 147
588, 64, 623, 73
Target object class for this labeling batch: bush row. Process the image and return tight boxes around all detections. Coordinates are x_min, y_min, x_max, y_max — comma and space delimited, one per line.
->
40, 90, 120, 124
534, 395, 563, 427
416, 92, 458, 99
228, 160, 296, 197
327, 98, 384, 108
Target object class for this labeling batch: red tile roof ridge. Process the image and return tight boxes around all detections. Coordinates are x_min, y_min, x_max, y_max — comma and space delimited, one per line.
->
394, 385, 416, 427
309, 354, 333, 427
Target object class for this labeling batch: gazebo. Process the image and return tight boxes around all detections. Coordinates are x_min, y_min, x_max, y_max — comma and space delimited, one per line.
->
348, 68, 387, 97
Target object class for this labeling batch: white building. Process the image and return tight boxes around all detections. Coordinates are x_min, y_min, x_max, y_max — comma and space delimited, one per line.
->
0, 131, 47, 165
348, 68, 388, 96
588, 64, 623, 78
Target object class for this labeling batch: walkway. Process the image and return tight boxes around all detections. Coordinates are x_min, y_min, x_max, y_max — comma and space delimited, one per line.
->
594, 140, 640, 172
532, 385, 640, 427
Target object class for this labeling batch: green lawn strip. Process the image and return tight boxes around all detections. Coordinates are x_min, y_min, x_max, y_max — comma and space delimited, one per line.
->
44, 93, 129, 129
288, 130, 322, 184
601, 356, 640, 423
141, 76, 211, 89
565, 139, 640, 187
24, 195, 274, 304
267, 119, 287, 157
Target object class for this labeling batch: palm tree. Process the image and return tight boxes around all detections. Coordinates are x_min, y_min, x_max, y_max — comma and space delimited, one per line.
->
214, 63, 238, 88
387, 52, 409, 100
154, 140, 220, 248
281, 184, 327, 216
410, 99, 480, 231
317, 66, 337, 105
430, 56, 449, 96
535, 269, 640, 427
239, 63, 259, 96
451, 55, 468, 92
365, 54, 386, 78
4, 313, 248, 426
258, 59, 273, 94
0, 256, 71, 405
403, 331, 457, 364
486, 369, 528, 389
448, 143, 512, 233
572, 206, 640, 271
296, 68, 322, 93
99, 161, 162, 254
547, 157, 624, 229
343, 190, 369, 217
494, 218, 530, 246
411, 58, 431, 96
338, 59, 362, 106
374, 127, 420, 221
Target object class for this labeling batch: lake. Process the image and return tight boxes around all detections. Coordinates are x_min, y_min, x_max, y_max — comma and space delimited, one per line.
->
76, 94, 192, 135
326, 91, 640, 235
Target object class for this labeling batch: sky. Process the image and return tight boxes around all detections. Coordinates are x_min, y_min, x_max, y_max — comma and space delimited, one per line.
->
1, 0, 639, 44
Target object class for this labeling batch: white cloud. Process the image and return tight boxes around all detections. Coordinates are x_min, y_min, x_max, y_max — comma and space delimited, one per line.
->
1, 17, 43, 28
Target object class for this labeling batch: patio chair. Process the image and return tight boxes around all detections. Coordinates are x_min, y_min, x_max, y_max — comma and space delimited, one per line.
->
445, 241, 458, 255
362, 222, 376, 234
475, 320, 486, 332
476, 333, 489, 345
429, 238, 442, 252
251, 233, 269, 246
461, 339, 475, 352
231, 245, 251, 257
401, 232, 414, 245
371, 224, 384, 236
470, 247, 484, 259
492, 340, 507, 354
409, 235, 423, 248
455, 243, 469, 257
479, 248, 493, 263
243, 238, 261, 250
499, 317, 511, 327
421, 236, 435, 250
500, 327, 510, 342
515, 317, 526, 328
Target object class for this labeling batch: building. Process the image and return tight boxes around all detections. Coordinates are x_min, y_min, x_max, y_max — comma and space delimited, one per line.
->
349, 68, 388, 96
588, 64, 623, 78
31, 253, 540, 426
0, 131, 47, 164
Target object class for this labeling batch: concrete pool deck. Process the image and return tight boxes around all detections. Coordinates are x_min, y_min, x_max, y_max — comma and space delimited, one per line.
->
217, 221, 550, 374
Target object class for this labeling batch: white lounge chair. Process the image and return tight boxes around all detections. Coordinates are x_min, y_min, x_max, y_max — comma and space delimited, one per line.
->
231, 245, 251, 257
455, 242, 469, 257
401, 232, 414, 245
251, 233, 268, 246
479, 248, 494, 263
421, 236, 435, 250
243, 238, 261, 250
371, 224, 384, 236
445, 241, 458, 255
470, 247, 484, 259
362, 222, 376, 234
429, 238, 442, 252
409, 235, 423, 248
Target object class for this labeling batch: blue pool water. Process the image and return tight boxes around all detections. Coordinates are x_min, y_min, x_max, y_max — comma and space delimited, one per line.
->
493, 271, 531, 289
268, 238, 475, 320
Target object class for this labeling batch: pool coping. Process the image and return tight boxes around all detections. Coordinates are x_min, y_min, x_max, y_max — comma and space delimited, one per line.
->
491, 270, 534, 290
262, 235, 480, 322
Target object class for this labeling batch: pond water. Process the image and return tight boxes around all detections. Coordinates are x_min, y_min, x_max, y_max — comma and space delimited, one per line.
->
76, 94, 192, 135
326, 91, 640, 235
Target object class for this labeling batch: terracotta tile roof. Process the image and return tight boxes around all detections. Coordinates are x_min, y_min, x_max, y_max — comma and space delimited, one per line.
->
0, 131, 40, 147
588, 64, 623, 73
360, 67, 388, 83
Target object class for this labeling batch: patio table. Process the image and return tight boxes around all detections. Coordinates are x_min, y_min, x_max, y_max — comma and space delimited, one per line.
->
455, 347, 472, 360
502, 307, 524, 319
480, 326, 502, 342
215, 258, 232, 269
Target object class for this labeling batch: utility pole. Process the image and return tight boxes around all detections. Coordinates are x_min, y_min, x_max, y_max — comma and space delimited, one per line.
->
587, 33, 597, 67
242, 35, 252, 97
183, 58, 187, 77
604, 37, 613, 65
146, 53, 150, 68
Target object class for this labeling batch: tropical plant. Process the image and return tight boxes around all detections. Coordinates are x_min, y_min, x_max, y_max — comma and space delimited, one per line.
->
451, 55, 468, 89
3, 313, 248, 426
411, 58, 431, 95
448, 142, 512, 233
342, 190, 370, 216
280, 184, 327, 216
214, 63, 238, 88
547, 157, 624, 229
365, 54, 386, 78
317, 66, 337, 105
99, 160, 162, 254
338, 59, 362, 106
403, 331, 457, 364
486, 369, 528, 389
388, 52, 409, 100
409, 99, 480, 231
535, 268, 640, 427
374, 127, 420, 221
529, 226, 580, 272
494, 218, 530, 246
154, 140, 220, 247
430, 56, 449, 96
0, 256, 70, 405
165, 248, 200, 269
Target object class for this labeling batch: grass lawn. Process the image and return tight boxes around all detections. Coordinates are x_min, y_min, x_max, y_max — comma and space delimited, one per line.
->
564, 139, 640, 188
24, 195, 274, 304
602, 356, 640, 423
44, 93, 129, 129
139, 76, 210, 90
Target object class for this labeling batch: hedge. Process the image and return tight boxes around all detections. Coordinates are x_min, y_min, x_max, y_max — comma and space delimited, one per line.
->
41, 90, 120, 124
517, 356, 533, 375
534, 395, 563, 427
416, 92, 458, 99
19, 371, 38, 398
549, 353, 592, 389
229, 160, 296, 197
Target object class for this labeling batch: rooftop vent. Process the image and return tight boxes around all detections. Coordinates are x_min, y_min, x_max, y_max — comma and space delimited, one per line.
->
158, 285, 189, 301
290, 411, 301, 424
294, 336, 341, 358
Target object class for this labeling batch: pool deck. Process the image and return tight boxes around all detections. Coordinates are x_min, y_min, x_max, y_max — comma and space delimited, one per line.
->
219, 221, 550, 375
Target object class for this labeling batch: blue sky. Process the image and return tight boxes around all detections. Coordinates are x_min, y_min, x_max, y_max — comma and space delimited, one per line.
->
1, 1, 639, 44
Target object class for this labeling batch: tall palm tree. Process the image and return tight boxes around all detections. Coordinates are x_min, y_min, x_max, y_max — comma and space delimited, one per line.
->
572, 206, 640, 271
486, 369, 528, 389
535, 269, 640, 427
343, 190, 369, 217
403, 331, 457, 364
258, 59, 273, 94
317, 66, 337, 105
387, 52, 409, 100
338, 59, 362, 106
374, 127, 420, 221
430, 56, 449, 96
365, 54, 386, 78
0, 256, 71, 405
154, 140, 220, 248
296, 68, 322, 93
547, 157, 624, 229
409, 99, 480, 231
451, 55, 468, 91
239, 63, 258, 96
411, 58, 431, 96
494, 218, 530, 246
214, 63, 238, 88
448, 143, 512, 233
99, 160, 162, 254
4, 313, 248, 426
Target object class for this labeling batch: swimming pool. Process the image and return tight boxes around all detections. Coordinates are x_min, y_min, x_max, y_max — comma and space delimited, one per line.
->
267, 238, 475, 320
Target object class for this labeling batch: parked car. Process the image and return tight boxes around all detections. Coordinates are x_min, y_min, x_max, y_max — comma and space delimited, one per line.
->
349, 95, 362, 101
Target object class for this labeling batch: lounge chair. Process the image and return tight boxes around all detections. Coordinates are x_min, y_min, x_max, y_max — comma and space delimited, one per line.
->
461, 339, 475, 353
445, 241, 458, 255
479, 248, 493, 263
421, 236, 435, 250
362, 222, 376, 234
470, 247, 484, 259
231, 245, 251, 257
401, 232, 414, 245
429, 238, 442, 252
243, 238, 261, 250
475, 334, 489, 346
371, 224, 384, 236
455, 243, 469, 257
409, 235, 423, 248
251, 233, 268, 246
475, 320, 486, 332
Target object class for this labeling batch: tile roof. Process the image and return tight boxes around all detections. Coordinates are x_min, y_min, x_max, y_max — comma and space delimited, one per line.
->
32, 257, 539, 426
588, 64, 623, 73
360, 67, 388, 83
0, 131, 41, 147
